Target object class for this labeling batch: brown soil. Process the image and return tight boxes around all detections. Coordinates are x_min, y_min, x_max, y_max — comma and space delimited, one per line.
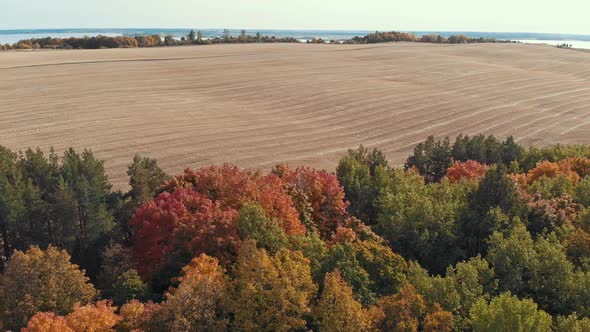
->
1, 42, 589, 189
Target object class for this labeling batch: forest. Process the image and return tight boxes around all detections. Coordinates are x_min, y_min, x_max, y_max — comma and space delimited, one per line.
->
2, 134, 590, 331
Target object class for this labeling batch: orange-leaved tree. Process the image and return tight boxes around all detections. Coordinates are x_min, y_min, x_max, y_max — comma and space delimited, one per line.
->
65, 300, 120, 332
527, 161, 580, 185
23, 301, 120, 332
21, 312, 73, 332
273, 165, 350, 240
445, 160, 488, 183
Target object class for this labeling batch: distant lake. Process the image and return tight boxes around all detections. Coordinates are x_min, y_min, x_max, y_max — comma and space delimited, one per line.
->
518, 39, 590, 50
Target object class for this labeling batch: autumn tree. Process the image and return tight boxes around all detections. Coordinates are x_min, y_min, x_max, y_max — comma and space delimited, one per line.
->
312, 270, 371, 331
130, 188, 239, 289
157, 254, 229, 331
469, 292, 552, 332
527, 160, 580, 185
423, 305, 455, 332
162, 164, 305, 235
377, 284, 454, 331
22, 312, 73, 332
379, 284, 425, 331
228, 241, 316, 331
65, 300, 120, 332
117, 300, 147, 332
117, 300, 162, 332
274, 165, 350, 239
526, 193, 579, 236
445, 160, 488, 183
0, 246, 96, 330
23, 301, 120, 332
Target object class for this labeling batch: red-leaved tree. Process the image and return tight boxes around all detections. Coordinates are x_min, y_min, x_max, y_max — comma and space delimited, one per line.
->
160, 164, 305, 235
130, 189, 239, 280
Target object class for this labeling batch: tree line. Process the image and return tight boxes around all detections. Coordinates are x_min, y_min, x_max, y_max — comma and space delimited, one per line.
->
1, 30, 512, 51
345, 32, 514, 44
0, 30, 300, 51
2, 135, 590, 331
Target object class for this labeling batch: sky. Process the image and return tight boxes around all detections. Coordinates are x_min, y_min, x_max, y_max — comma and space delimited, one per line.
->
1, 0, 589, 35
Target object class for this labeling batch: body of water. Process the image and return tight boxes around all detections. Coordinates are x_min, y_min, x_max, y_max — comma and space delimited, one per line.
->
2, 29, 590, 48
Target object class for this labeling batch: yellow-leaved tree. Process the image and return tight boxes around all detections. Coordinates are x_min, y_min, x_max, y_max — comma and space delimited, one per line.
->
311, 270, 372, 331
158, 254, 229, 331
228, 241, 317, 331
0, 246, 96, 330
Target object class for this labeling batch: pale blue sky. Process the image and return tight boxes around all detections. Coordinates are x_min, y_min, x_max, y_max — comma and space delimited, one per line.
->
2, 0, 589, 35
